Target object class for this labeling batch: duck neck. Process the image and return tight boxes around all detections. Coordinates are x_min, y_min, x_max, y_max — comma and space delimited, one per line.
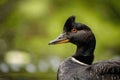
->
72, 39, 96, 65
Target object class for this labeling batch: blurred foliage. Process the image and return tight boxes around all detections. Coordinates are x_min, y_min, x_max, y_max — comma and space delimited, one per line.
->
0, 0, 120, 80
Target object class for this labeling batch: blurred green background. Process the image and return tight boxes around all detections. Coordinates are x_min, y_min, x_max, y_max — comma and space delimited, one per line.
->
0, 0, 120, 80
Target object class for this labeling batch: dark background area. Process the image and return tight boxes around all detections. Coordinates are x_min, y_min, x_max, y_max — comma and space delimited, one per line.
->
0, 0, 120, 80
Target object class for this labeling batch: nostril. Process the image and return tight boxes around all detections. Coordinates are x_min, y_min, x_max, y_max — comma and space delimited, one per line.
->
58, 37, 62, 39
57, 34, 65, 39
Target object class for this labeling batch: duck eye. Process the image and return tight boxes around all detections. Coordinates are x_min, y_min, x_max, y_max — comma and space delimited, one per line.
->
71, 28, 77, 33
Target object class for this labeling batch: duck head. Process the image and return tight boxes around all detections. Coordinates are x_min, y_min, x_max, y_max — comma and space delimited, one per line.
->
49, 16, 96, 49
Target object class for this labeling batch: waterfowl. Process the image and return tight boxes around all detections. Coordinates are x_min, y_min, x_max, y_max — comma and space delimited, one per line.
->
49, 16, 120, 80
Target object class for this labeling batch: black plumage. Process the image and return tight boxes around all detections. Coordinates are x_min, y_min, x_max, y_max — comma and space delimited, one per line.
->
49, 16, 120, 80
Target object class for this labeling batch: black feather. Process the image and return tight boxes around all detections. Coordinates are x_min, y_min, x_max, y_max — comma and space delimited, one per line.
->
63, 16, 75, 32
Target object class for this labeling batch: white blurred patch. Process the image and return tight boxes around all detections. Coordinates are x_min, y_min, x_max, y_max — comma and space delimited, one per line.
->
38, 60, 49, 72
25, 64, 36, 73
0, 63, 9, 73
5, 50, 31, 65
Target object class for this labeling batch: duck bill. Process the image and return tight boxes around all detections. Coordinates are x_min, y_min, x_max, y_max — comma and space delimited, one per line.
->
48, 33, 69, 45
